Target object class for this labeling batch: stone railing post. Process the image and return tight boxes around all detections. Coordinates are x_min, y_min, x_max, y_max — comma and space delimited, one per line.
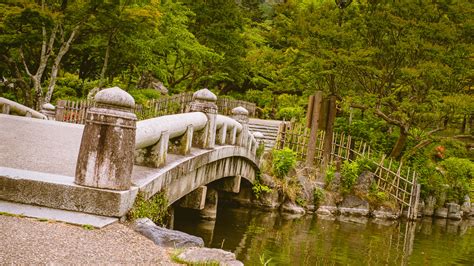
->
75, 87, 137, 190
188, 88, 217, 149
41, 103, 56, 120
232, 106, 249, 147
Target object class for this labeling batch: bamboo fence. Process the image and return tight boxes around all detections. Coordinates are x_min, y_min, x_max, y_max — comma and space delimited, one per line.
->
275, 122, 420, 219
55, 92, 257, 123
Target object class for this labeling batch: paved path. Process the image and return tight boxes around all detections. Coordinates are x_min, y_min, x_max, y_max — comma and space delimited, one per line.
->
0, 215, 177, 264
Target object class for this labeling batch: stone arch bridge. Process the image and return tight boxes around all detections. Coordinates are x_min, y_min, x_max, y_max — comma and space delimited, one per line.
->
0, 88, 261, 224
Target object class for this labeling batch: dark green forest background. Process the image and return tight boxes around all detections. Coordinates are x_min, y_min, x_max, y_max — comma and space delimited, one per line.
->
1, 0, 473, 202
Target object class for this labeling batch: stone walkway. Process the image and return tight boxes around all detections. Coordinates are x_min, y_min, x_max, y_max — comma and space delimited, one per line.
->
0, 215, 178, 264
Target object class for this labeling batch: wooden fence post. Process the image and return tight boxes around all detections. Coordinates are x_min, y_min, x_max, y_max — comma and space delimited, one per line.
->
321, 95, 337, 174
305, 91, 323, 168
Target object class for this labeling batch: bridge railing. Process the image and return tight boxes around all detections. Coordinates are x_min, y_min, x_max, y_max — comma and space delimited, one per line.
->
74, 87, 261, 192
275, 122, 420, 220
54, 92, 256, 123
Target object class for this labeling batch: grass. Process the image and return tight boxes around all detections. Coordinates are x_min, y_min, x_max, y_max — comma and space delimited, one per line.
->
0, 211, 24, 217
82, 224, 94, 230
170, 249, 220, 266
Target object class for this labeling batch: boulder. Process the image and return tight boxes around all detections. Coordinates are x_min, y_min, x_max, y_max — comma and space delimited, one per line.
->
260, 173, 276, 188
280, 200, 306, 215
372, 206, 400, 220
339, 195, 370, 217
177, 247, 243, 266
316, 205, 338, 216
133, 218, 204, 248
423, 196, 436, 216
255, 189, 281, 210
446, 202, 462, 220
461, 195, 471, 215
353, 171, 375, 195
434, 207, 448, 218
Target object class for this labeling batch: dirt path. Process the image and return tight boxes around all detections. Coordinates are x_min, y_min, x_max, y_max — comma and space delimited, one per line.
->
0, 215, 178, 265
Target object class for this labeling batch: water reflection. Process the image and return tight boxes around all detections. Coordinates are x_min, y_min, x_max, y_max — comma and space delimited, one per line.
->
174, 206, 474, 265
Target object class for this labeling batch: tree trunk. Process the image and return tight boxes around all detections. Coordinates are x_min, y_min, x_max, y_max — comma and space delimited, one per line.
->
389, 127, 408, 159
461, 114, 467, 134
44, 25, 79, 103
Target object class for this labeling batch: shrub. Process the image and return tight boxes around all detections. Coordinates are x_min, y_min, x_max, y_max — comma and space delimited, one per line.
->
440, 157, 474, 203
252, 181, 272, 200
272, 148, 297, 178
313, 187, 325, 207
276, 106, 305, 121
340, 160, 359, 193
325, 164, 336, 184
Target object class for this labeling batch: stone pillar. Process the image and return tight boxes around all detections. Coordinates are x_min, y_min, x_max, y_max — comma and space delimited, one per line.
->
75, 87, 137, 190
199, 187, 218, 220
188, 88, 217, 149
41, 103, 56, 120
232, 106, 249, 147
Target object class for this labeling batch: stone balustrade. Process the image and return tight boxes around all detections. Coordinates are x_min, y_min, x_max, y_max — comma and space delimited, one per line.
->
75, 87, 258, 191
0, 97, 47, 119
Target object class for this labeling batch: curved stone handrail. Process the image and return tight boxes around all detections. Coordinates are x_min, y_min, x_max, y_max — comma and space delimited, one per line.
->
0, 97, 47, 119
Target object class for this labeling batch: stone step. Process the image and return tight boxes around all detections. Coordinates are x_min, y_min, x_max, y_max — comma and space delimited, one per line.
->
0, 200, 118, 228
0, 167, 138, 218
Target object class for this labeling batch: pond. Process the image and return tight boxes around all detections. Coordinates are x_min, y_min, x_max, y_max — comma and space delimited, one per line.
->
174, 206, 474, 265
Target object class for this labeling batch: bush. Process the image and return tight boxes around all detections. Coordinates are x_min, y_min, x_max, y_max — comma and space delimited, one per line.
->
252, 182, 272, 200
440, 157, 474, 203
340, 161, 359, 193
272, 148, 297, 179
129, 89, 162, 105
325, 164, 336, 184
276, 106, 305, 121
313, 188, 325, 207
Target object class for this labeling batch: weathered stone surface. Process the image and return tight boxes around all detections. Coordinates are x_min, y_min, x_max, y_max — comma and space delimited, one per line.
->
94, 86, 135, 108
461, 195, 471, 215
75, 103, 137, 190
434, 207, 448, 218
0, 167, 137, 217
372, 206, 400, 220
178, 186, 207, 210
200, 188, 218, 220
177, 247, 243, 266
353, 171, 375, 195
423, 196, 436, 216
327, 172, 342, 191
316, 205, 338, 216
339, 195, 370, 217
133, 218, 204, 248
255, 189, 281, 210
446, 202, 462, 220
193, 88, 217, 102
280, 200, 306, 215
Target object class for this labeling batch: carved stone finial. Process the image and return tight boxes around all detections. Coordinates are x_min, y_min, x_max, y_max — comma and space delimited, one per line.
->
232, 106, 249, 116
95, 86, 135, 108
253, 132, 264, 139
232, 106, 249, 124
42, 103, 55, 111
193, 88, 217, 102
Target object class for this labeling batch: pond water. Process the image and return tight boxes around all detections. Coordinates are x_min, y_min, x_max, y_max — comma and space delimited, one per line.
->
174, 206, 474, 265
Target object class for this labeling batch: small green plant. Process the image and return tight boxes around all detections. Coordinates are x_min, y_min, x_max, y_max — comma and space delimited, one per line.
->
256, 142, 265, 158
272, 148, 297, 179
82, 224, 94, 230
313, 187, 325, 207
128, 192, 169, 226
253, 181, 272, 200
259, 253, 273, 266
325, 164, 336, 184
340, 160, 360, 193
296, 197, 307, 207
171, 249, 220, 265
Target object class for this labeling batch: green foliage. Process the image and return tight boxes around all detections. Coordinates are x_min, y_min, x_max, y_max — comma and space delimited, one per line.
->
171, 249, 220, 266
295, 197, 307, 207
256, 142, 265, 159
340, 161, 359, 193
325, 164, 336, 184
440, 158, 474, 203
271, 148, 297, 179
313, 187, 325, 207
128, 89, 162, 105
128, 192, 169, 226
252, 181, 272, 200
82, 224, 94, 230
276, 106, 305, 121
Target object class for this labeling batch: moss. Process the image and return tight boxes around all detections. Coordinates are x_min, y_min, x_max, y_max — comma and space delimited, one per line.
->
127, 191, 170, 226
170, 249, 220, 266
